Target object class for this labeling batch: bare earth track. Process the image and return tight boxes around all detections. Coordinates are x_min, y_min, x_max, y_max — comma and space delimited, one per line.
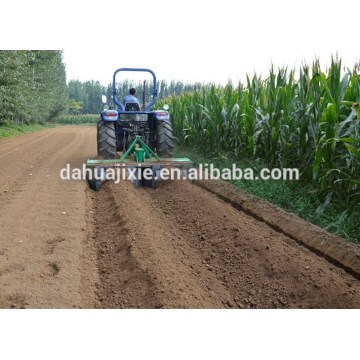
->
1, 126, 360, 308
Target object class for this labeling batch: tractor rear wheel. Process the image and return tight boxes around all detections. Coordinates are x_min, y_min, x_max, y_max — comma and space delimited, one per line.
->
156, 121, 174, 157
97, 120, 116, 159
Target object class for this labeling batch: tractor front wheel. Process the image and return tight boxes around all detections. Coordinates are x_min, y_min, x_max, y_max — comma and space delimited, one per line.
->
97, 120, 116, 159
156, 121, 174, 157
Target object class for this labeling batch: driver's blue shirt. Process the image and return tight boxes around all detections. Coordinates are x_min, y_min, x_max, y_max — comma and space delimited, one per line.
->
123, 94, 140, 105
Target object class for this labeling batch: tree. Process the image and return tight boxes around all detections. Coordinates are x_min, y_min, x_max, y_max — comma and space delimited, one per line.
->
0, 50, 67, 125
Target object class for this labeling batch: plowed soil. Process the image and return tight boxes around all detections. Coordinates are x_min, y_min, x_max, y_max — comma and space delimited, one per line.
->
1, 126, 360, 308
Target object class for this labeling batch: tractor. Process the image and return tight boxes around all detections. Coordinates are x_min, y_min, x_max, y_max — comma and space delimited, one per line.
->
98, 68, 174, 160
86, 68, 192, 190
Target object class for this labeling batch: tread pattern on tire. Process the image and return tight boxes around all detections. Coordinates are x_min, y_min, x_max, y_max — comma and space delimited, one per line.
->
156, 121, 174, 157
97, 120, 116, 159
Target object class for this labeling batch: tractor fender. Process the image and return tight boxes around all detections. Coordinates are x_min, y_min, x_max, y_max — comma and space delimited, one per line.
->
101, 109, 119, 122
151, 110, 170, 123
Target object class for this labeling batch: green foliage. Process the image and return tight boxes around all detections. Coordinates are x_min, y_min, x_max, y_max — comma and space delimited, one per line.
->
161, 57, 360, 211
111, 79, 206, 106
0, 50, 67, 125
0, 123, 53, 138
68, 80, 104, 114
68, 98, 83, 115
68, 78, 208, 115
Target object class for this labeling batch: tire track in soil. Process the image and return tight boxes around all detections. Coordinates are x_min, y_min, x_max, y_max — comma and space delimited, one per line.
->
0, 127, 99, 308
0, 129, 53, 162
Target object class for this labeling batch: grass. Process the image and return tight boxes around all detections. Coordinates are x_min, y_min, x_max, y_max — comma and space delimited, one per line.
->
175, 145, 360, 243
0, 123, 55, 139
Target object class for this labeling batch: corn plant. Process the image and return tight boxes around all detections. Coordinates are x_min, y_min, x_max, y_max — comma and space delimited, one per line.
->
53, 114, 99, 124
159, 57, 360, 209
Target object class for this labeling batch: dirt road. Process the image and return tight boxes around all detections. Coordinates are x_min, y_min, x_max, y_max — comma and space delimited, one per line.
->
1, 126, 360, 308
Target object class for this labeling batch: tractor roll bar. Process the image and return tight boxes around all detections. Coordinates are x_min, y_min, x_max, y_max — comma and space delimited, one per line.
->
112, 68, 157, 112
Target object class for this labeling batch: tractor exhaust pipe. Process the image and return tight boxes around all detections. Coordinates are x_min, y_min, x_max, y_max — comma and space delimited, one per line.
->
142, 80, 146, 110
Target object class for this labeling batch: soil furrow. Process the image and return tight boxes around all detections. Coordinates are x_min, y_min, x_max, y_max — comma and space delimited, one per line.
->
1, 126, 359, 308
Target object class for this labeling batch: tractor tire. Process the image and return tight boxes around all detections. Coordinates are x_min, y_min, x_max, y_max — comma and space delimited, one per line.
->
97, 120, 116, 159
156, 121, 174, 157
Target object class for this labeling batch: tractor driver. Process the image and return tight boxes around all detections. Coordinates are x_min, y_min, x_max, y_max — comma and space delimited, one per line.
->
123, 88, 140, 107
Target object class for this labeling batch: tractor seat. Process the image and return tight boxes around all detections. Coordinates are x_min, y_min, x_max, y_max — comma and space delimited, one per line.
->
125, 103, 141, 111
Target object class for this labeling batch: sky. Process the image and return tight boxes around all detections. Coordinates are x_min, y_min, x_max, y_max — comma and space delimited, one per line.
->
2, 0, 358, 86
61, 0, 359, 85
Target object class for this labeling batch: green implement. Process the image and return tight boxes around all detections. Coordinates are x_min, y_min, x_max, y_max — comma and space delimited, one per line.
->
86, 136, 193, 190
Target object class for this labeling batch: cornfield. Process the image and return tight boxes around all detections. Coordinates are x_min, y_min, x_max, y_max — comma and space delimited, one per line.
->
160, 58, 360, 209
53, 114, 99, 125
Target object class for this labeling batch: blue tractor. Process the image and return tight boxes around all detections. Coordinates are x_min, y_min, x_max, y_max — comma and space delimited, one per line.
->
87, 68, 192, 190
97, 68, 174, 159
